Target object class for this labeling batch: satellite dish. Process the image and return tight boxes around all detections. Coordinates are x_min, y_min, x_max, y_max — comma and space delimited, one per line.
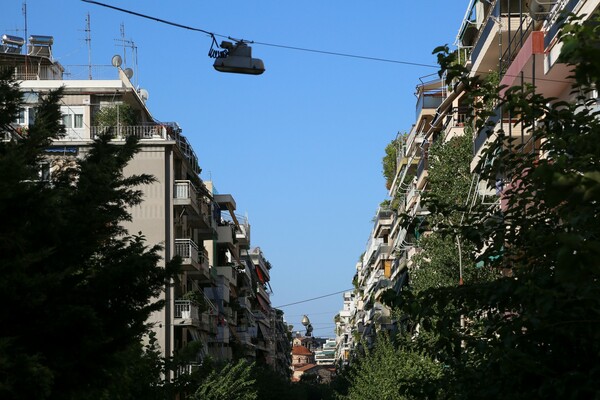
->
213, 41, 265, 75
111, 54, 122, 68
124, 68, 134, 79
139, 88, 149, 101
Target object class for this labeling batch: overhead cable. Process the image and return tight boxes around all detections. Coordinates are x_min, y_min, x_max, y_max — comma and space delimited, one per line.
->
275, 288, 354, 308
81, 0, 439, 68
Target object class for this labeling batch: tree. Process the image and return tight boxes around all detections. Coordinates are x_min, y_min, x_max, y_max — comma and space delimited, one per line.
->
193, 360, 257, 400
344, 10, 600, 400
343, 335, 442, 400
0, 70, 179, 399
93, 102, 137, 127
382, 138, 399, 190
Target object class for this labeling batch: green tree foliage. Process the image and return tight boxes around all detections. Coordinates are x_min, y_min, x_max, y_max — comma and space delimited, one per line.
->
93, 102, 137, 127
344, 335, 442, 400
193, 360, 257, 400
382, 138, 399, 190
344, 11, 600, 400
0, 70, 179, 399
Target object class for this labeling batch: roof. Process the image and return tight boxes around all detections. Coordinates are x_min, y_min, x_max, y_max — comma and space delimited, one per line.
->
292, 345, 313, 356
295, 363, 318, 372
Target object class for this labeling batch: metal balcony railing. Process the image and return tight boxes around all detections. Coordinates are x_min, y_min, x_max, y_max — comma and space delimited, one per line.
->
90, 125, 168, 140
545, 0, 580, 49
174, 299, 199, 320
174, 180, 198, 204
174, 238, 200, 264
415, 90, 445, 119
471, 1, 501, 65
416, 156, 428, 181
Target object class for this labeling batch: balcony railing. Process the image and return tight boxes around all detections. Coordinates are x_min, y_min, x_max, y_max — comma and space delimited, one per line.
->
90, 125, 169, 140
416, 156, 428, 181
473, 108, 501, 156
471, 1, 500, 65
415, 90, 444, 119
174, 180, 198, 204
175, 238, 200, 264
174, 300, 199, 320
545, 0, 580, 49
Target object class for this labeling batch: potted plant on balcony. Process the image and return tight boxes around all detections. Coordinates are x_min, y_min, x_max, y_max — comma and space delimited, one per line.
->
93, 103, 137, 138
182, 290, 209, 314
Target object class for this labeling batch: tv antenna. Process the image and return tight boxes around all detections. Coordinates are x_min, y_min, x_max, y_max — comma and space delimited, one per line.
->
85, 13, 92, 79
114, 23, 138, 86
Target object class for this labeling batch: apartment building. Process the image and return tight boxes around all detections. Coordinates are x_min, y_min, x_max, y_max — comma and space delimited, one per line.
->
1, 34, 290, 373
334, 291, 355, 365
340, 0, 600, 360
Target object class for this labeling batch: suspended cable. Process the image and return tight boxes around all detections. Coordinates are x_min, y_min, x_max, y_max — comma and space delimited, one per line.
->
81, 0, 438, 68
82, 0, 214, 36
275, 288, 353, 308
252, 41, 438, 68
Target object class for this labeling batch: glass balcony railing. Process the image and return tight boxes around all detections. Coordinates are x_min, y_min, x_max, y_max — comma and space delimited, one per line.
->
415, 91, 444, 119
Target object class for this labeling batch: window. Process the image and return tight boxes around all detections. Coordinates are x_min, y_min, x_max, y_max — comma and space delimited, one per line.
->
59, 106, 86, 140
38, 162, 50, 182
74, 114, 83, 128
61, 113, 83, 128
17, 109, 25, 124
62, 114, 72, 128
16, 107, 36, 125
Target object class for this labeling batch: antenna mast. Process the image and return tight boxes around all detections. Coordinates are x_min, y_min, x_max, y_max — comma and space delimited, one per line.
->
85, 13, 92, 80
114, 23, 139, 86
22, 0, 28, 54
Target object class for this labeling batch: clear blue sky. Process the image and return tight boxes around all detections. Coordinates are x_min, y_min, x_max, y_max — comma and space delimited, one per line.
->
2, 1, 468, 337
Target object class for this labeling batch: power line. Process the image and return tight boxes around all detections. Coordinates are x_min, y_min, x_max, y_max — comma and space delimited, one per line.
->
82, 0, 213, 36
252, 41, 438, 68
275, 288, 353, 308
286, 310, 341, 318
81, 0, 439, 68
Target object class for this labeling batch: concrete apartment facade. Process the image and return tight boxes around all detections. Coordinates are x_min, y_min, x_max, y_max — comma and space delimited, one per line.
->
337, 0, 600, 359
1, 35, 290, 375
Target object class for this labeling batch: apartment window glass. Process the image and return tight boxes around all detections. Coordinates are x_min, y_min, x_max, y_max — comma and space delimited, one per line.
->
28, 108, 36, 125
62, 114, 72, 128
17, 109, 25, 124
74, 114, 83, 128
38, 162, 50, 181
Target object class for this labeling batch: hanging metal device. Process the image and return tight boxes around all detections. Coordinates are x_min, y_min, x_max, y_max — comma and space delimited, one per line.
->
210, 38, 265, 75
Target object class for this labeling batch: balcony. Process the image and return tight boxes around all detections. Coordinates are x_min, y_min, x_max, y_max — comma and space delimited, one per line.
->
236, 329, 252, 345
235, 221, 251, 249
216, 265, 238, 286
444, 107, 467, 141
223, 306, 237, 325
415, 82, 445, 123
238, 296, 251, 311
175, 239, 209, 278
204, 283, 230, 303
256, 283, 270, 302
174, 300, 199, 325
215, 326, 230, 343
90, 125, 169, 141
216, 223, 235, 244
416, 156, 428, 190
364, 237, 384, 267
470, 1, 530, 75
174, 180, 200, 214
373, 207, 394, 239
544, 0, 580, 50
373, 243, 391, 269
405, 185, 420, 214
252, 309, 268, 323
472, 111, 529, 171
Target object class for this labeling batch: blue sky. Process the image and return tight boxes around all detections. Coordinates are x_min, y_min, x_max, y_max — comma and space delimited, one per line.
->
2, 1, 468, 337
